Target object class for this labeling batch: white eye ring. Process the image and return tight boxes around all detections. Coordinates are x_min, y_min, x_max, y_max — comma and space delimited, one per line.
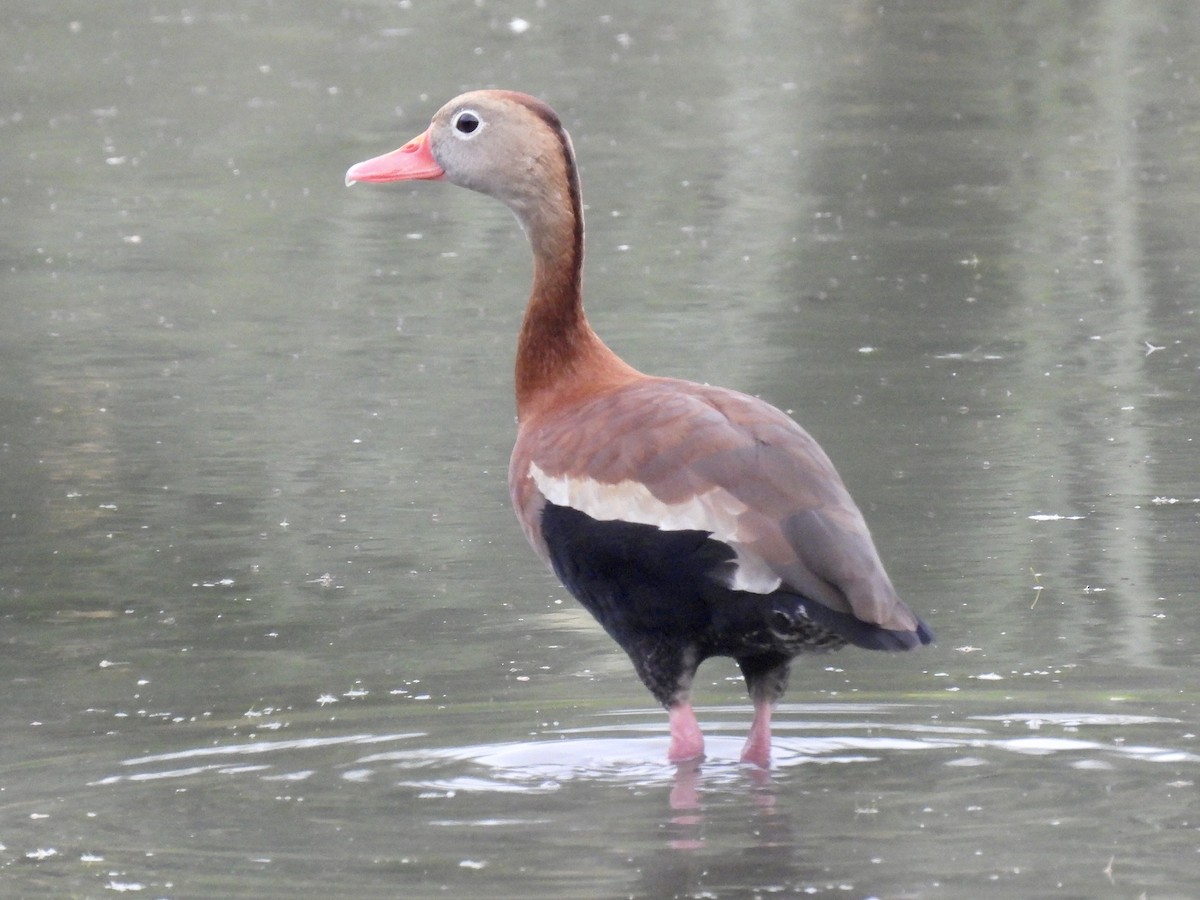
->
451, 109, 482, 138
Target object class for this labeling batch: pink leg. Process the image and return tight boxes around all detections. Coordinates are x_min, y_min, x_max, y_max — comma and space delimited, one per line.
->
740, 698, 774, 768
667, 701, 705, 763
668, 758, 702, 813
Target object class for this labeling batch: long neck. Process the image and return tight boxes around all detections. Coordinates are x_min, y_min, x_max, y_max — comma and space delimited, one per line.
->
513, 135, 637, 418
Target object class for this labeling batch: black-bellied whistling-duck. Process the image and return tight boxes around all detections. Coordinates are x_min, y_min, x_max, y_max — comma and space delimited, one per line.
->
346, 90, 934, 768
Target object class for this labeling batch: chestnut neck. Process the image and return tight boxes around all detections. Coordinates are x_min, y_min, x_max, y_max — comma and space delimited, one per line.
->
513, 123, 637, 419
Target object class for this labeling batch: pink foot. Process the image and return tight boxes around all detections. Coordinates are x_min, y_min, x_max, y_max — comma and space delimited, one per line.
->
739, 699, 773, 768
667, 702, 705, 763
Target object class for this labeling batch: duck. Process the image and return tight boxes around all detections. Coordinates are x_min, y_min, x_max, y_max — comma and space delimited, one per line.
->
346, 90, 933, 768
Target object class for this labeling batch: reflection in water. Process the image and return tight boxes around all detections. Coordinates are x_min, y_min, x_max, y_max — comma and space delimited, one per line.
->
6, 698, 1195, 898
74, 703, 1200, 897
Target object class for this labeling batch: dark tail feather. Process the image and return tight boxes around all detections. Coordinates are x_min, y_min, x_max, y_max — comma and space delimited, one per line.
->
784, 594, 935, 651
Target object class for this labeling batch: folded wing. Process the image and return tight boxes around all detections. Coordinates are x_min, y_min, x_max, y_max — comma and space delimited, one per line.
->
510, 377, 930, 643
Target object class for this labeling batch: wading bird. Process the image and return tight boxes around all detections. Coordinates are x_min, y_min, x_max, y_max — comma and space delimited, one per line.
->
346, 90, 933, 767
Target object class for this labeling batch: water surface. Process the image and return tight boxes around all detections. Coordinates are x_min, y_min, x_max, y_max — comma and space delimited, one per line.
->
3, 2, 1199, 897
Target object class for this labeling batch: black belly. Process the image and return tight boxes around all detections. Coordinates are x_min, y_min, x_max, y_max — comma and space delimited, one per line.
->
538, 501, 845, 666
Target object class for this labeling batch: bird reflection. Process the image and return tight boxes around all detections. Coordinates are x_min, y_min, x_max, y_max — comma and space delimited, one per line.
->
638, 761, 810, 896
676, 763, 786, 849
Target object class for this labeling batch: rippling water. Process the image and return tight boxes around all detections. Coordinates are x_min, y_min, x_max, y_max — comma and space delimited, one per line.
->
7, 700, 1198, 897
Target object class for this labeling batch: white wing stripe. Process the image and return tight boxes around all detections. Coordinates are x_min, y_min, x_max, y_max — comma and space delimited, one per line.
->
529, 462, 783, 594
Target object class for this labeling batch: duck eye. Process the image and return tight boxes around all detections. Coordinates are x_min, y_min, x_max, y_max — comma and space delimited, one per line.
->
453, 111, 481, 136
